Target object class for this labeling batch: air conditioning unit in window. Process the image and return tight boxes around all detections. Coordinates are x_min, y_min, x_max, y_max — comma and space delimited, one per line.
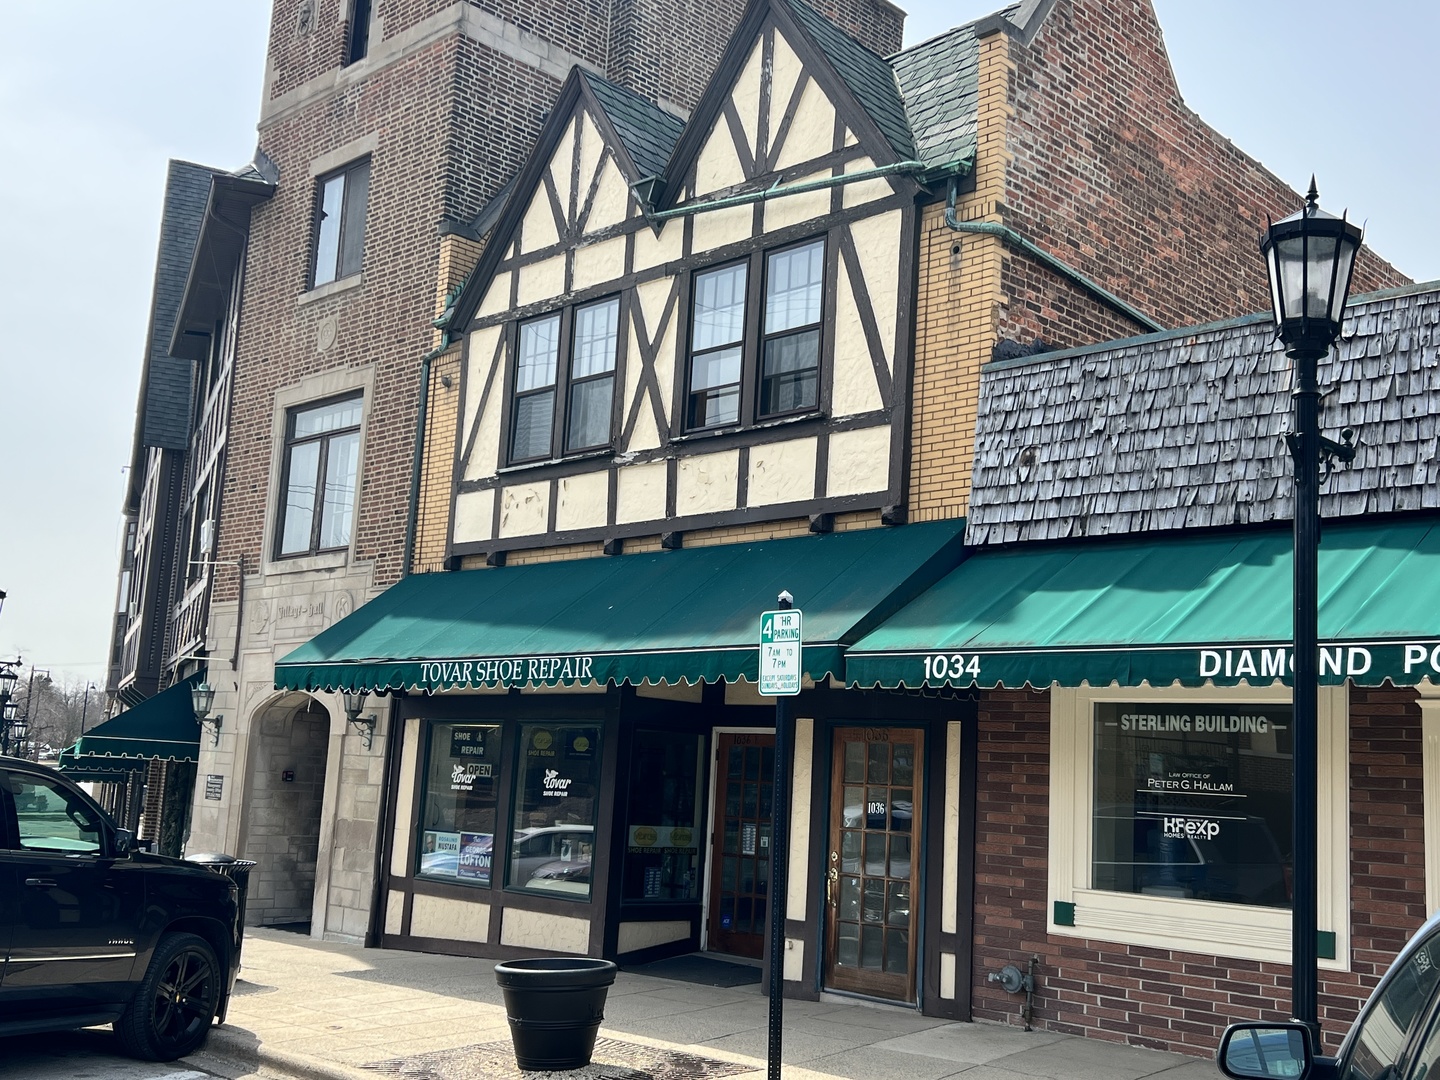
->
127, 599, 139, 621
198, 519, 215, 556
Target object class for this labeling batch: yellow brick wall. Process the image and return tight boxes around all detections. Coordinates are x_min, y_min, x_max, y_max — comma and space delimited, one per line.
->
411, 348, 463, 574
434, 233, 485, 349
908, 30, 1012, 522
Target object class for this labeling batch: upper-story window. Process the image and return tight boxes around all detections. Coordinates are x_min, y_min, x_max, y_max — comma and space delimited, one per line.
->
509, 296, 620, 464
685, 236, 825, 432
277, 395, 362, 557
345, 0, 372, 65
312, 159, 370, 287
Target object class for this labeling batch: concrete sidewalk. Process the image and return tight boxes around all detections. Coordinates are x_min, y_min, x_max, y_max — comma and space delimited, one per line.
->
191, 929, 1225, 1080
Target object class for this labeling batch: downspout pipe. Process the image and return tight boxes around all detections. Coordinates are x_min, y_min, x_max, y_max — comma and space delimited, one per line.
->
646, 159, 927, 221
944, 179, 1164, 334
400, 351, 433, 581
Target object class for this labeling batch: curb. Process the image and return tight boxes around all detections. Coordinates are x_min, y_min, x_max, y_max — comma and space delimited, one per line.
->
188, 1025, 378, 1080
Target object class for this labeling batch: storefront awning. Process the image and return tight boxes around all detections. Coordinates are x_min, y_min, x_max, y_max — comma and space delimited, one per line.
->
57, 674, 202, 773
846, 515, 1440, 689
275, 520, 967, 693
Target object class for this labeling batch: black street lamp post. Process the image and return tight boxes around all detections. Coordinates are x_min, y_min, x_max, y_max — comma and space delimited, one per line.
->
0, 662, 20, 757
1259, 179, 1363, 1047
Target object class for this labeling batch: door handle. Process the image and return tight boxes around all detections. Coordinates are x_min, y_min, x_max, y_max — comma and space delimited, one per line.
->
826, 863, 838, 907
25, 878, 59, 888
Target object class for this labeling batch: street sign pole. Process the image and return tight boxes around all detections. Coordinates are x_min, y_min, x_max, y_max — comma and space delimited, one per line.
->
760, 592, 801, 1080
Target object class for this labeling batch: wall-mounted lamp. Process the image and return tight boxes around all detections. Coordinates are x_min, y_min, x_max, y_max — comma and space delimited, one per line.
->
191, 681, 223, 746
342, 689, 377, 750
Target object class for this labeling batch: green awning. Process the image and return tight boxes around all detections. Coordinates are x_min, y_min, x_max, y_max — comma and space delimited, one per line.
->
846, 516, 1440, 690
275, 520, 967, 693
58, 674, 202, 771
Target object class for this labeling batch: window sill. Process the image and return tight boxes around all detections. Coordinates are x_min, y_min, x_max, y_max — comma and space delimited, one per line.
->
671, 409, 826, 444
263, 549, 349, 576
1050, 888, 1347, 971
298, 273, 363, 306
497, 447, 614, 475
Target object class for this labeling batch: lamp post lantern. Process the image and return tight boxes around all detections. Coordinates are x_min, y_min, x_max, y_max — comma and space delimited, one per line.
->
1259, 178, 1363, 1047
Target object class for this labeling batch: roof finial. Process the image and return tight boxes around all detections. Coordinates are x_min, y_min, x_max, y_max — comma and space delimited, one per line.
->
1305, 175, 1319, 215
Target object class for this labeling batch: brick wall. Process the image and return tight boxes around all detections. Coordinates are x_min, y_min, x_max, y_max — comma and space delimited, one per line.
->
1000, 0, 1406, 335
412, 347, 462, 573
607, 0, 901, 114
907, 30, 1009, 524
972, 686, 1427, 1057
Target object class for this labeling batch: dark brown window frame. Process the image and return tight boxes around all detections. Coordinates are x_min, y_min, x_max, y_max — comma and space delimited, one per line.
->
344, 0, 373, 66
504, 294, 623, 467
682, 234, 828, 434
310, 158, 370, 289
274, 392, 363, 560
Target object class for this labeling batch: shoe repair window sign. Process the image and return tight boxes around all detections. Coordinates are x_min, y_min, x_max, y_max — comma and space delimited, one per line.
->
450, 725, 489, 757
451, 761, 493, 790
1091, 702, 1293, 910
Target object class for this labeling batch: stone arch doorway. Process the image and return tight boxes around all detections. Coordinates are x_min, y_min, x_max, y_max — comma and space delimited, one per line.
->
239, 692, 332, 929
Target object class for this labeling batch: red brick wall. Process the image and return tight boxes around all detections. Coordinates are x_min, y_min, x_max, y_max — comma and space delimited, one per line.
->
1000, 0, 1406, 336
997, 247, 1143, 352
973, 686, 1428, 1057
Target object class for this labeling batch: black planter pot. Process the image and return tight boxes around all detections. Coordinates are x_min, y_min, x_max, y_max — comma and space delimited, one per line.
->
494, 957, 618, 1071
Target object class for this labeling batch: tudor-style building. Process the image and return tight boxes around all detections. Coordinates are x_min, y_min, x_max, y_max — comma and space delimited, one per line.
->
446, 3, 919, 557
273, 0, 1409, 1051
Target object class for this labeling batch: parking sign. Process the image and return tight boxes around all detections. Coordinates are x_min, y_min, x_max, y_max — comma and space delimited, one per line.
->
759, 609, 803, 696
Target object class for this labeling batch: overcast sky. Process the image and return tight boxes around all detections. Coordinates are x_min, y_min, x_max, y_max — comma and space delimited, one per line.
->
1, 0, 1434, 686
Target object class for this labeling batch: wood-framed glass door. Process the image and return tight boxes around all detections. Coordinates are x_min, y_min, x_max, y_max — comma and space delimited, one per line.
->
824, 726, 922, 1002
706, 731, 775, 958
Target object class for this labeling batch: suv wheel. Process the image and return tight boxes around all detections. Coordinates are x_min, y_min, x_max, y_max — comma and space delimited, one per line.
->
115, 932, 221, 1061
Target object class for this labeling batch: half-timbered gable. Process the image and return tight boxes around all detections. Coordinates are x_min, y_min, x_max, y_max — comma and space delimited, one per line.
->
449, 0, 922, 559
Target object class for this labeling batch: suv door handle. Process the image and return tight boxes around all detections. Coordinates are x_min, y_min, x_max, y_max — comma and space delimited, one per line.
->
25, 878, 59, 888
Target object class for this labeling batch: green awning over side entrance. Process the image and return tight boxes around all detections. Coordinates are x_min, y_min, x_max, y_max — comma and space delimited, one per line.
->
846, 516, 1440, 689
275, 520, 967, 693
58, 674, 203, 772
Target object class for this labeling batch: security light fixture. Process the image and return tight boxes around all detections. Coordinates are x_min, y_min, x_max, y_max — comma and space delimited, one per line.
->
342, 688, 377, 750
191, 681, 223, 746
1259, 178, 1361, 1046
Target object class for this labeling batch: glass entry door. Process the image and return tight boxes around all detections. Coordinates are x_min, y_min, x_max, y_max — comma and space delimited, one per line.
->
706, 731, 775, 958
824, 727, 922, 1002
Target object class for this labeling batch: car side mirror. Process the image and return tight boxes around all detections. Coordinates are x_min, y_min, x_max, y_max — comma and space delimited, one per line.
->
113, 828, 135, 857
1217, 1022, 1314, 1080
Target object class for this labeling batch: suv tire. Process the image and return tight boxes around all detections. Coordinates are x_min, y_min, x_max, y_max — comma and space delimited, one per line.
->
115, 931, 221, 1061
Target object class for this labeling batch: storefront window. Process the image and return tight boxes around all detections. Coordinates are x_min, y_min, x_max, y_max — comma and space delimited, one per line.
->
1092, 702, 1293, 909
509, 723, 601, 900
622, 730, 704, 901
417, 723, 501, 886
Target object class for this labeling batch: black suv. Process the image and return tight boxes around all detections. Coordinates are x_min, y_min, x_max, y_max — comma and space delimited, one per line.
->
0, 756, 241, 1060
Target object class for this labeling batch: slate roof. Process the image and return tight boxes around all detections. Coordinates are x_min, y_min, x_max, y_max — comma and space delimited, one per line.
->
966, 282, 1440, 545
783, 0, 915, 161
582, 70, 686, 180
137, 160, 219, 452
890, 13, 1013, 174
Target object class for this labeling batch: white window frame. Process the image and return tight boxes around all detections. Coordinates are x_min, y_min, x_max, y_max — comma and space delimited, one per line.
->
262, 367, 374, 576
1048, 682, 1350, 969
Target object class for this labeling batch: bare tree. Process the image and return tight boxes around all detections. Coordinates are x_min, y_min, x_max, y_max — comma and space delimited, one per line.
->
13, 672, 97, 757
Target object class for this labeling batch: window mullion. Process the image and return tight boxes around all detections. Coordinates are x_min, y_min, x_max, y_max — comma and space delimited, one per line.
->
310, 434, 330, 554
740, 249, 765, 426
553, 307, 575, 460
